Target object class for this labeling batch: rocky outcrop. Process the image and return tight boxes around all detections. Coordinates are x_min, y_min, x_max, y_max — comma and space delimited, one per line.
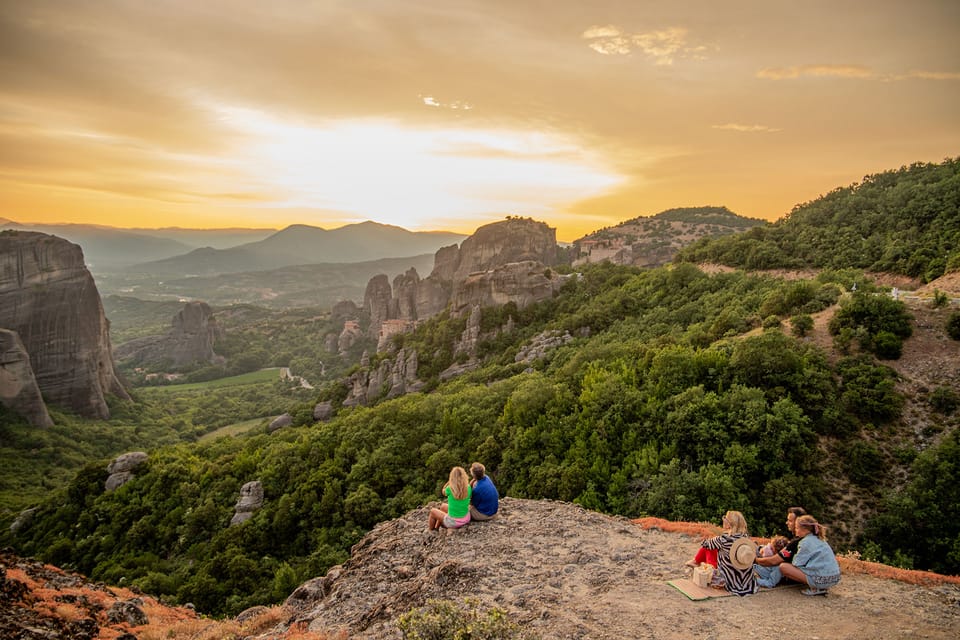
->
105, 452, 148, 492
114, 301, 223, 369
273, 499, 960, 640
447, 217, 557, 282
231, 480, 264, 526
350, 218, 561, 352
450, 261, 564, 315
341, 348, 421, 408
0, 231, 128, 420
0, 329, 53, 428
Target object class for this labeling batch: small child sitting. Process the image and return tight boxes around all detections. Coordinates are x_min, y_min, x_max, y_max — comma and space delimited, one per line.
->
759, 535, 789, 558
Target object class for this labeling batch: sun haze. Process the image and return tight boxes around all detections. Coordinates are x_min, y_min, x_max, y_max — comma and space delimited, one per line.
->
1, 1, 958, 241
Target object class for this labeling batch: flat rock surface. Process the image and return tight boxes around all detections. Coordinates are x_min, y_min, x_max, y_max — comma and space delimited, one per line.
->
287, 497, 960, 639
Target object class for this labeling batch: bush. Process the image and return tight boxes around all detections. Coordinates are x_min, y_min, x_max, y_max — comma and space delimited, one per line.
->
931, 289, 949, 309
930, 386, 960, 415
947, 312, 960, 341
790, 314, 814, 337
397, 599, 536, 640
762, 315, 781, 330
872, 330, 903, 360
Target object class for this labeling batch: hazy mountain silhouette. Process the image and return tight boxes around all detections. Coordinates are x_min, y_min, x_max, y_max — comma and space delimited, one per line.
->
133, 221, 468, 276
0, 220, 275, 271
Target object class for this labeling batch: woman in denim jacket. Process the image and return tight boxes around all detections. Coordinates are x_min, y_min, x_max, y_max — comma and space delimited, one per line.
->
779, 515, 841, 596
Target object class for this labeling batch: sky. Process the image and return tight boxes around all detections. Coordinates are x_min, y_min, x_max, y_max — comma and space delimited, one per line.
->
1, 1, 958, 242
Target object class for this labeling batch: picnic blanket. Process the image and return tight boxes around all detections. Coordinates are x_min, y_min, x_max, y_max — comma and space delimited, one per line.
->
667, 578, 733, 600
668, 578, 804, 600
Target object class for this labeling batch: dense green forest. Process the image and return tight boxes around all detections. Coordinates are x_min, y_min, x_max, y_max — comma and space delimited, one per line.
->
2, 159, 959, 618
678, 158, 960, 281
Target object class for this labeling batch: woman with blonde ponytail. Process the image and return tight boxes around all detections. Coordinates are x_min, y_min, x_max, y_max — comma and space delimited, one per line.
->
778, 515, 841, 596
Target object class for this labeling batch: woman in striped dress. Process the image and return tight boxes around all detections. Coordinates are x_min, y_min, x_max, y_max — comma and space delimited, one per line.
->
700, 511, 759, 596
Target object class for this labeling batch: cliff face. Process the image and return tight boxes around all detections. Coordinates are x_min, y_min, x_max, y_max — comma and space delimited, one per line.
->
448, 217, 557, 281
357, 218, 561, 347
0, 231, 128, 420
0, 329, 53, 428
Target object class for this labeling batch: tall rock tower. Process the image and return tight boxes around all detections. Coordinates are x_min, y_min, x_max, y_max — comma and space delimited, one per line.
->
0, 231, 129, 421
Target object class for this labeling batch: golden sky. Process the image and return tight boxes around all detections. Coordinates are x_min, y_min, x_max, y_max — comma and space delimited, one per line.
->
2, 1, 958, 242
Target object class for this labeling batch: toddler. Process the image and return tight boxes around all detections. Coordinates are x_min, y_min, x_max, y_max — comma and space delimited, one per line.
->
759, 535, 789, 558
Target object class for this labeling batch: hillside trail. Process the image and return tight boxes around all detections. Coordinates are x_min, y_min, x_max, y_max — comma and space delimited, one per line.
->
284, 498, 960, 639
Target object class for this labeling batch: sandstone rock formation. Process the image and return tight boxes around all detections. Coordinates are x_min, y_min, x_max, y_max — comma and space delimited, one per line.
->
231, 480, 265, 526
275, 498, 960, 640
105, 452, 148, 492
0, 231, 128, 420
114, 301, 224, 369
350, 218, 561, 353
0, 329, 53, 427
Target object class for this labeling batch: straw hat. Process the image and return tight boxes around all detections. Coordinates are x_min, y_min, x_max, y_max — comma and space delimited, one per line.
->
729, 537, 758, 570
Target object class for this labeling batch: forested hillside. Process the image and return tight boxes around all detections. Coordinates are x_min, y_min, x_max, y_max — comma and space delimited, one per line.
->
5, 260, 958, 617
2, 160, 959, 620
678, 158, 960, 281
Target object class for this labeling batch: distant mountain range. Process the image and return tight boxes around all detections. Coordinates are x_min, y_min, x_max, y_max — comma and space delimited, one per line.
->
0, 219, 275, 271
134, 221, 467, 276
0, 219, 465, 275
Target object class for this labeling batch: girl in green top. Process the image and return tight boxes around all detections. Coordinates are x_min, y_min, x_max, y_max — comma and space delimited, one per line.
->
428, 466, 472, 530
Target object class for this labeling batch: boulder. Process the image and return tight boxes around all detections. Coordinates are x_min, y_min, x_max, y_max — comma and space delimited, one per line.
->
9, 507, 38, 535
269, 413, 292, 432
106, 600, 148, 626
105, 452, 148, 492
0, 231, 128, 420
0, 329, 53, 428
313, 401, 334, 422
107, 452, 148, 474
231, 480, 264, 526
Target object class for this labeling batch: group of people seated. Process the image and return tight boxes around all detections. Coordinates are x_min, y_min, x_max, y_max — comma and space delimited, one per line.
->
685, 506, 841, 597
427, 462, 499, 531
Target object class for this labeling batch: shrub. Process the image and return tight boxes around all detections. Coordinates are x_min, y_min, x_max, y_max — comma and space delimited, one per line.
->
930, 386, 960, 415
872, 330, 903, 360
790, 314, 814, 337
762, 315, 781, 330
931, 289, 949, 309
946, 312, 960, 341
397, 599, 536, 640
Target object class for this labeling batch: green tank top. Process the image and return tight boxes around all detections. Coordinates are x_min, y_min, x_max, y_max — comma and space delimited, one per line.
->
445, 485, 472, 518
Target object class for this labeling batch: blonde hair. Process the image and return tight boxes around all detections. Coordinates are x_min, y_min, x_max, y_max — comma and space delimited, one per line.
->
795, 515, 828, 541
448, 466, 470, 500
723, 511, 749, 535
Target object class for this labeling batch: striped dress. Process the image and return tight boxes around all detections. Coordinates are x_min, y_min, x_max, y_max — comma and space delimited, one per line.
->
702, 533, 759, 596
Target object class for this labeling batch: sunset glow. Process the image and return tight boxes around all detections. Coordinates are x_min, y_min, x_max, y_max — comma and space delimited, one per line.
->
1, 0, 958, 241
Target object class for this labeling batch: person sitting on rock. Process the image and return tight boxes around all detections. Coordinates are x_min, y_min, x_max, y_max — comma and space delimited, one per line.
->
776, 515, 841, 596
697, 511, 759, 596
755, 506, 806, 587
468, 462, 499, 521
428, 466, 472, 531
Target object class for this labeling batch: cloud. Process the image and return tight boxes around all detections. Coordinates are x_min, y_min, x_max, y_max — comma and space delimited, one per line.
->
583, 25, 706, 65
758, 64, 960, 83
903, 70, 960, 81
757, 64, 874, 80
712, 123, 782, 133
420, 95, 474, 110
